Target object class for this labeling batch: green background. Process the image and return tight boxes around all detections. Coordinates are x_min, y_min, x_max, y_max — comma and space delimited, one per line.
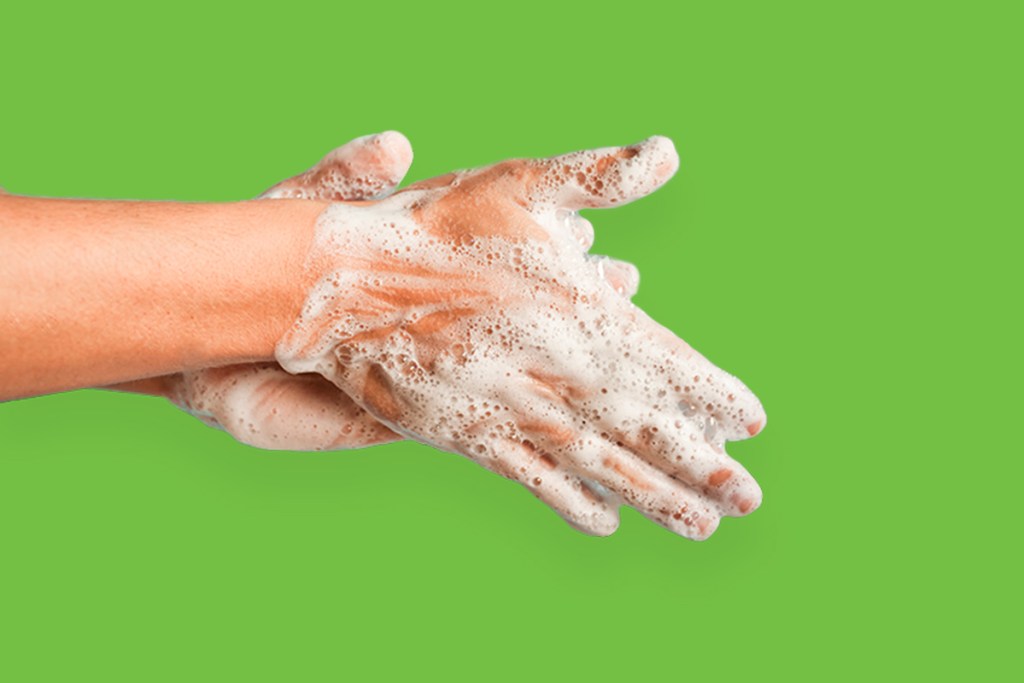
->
1, 1, 1019, 680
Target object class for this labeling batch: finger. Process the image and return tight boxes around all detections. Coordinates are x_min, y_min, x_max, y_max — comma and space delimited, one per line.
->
478, 439, 620, 536
177, 364, 400, 451
673, 363, 767, 442
630, 306, 767, 441
464, 400, 620, 536
555, 209, 595, 249
572, 435, 721, 541
552, 209, 638, 296
592, 255, 640, 298
527, 135, 680, 210
616, 415, 762, 517
550, 210, 641, 298
260, 130, 414, 201
508, 402, 720, 540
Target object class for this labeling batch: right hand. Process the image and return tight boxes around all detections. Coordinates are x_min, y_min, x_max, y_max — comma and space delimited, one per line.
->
275, 136, 767, 539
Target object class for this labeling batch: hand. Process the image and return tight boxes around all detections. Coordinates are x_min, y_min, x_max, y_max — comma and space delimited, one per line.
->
275, 136, 767, 539
163, 133, 644, 452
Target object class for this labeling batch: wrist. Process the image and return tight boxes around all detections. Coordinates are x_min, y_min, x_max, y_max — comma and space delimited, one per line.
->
272, 200, 384, 376
212, 198, 331, 365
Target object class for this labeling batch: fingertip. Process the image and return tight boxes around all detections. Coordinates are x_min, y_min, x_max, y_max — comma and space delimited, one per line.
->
712, 373, 767, 442
593, 134, 679, 206
373, 130, 414, 169
746, 491, 763, 515
567, 508, 621, 537
597, 257, 640, 298
692, 511, 721, 540
615, 260, 640, 297
643, 135, 677, 155
310, 131, 412, 199
746, 398, 768, 437
731, 491, 762, 517
642, 135, 680, 182
556, 209, 595, 249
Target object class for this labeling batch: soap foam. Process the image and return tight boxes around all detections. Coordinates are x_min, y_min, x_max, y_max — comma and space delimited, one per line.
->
276, 137, 767, 539
171, 363, 399, 451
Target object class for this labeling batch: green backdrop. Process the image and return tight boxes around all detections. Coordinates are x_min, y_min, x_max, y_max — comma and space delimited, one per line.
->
1, 1, 1018, 680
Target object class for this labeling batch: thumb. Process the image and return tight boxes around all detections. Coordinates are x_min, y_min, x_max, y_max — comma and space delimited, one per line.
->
260, 131, 414, 201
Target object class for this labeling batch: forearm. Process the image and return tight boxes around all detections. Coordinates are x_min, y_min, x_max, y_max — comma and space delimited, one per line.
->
0, 194, 328, 400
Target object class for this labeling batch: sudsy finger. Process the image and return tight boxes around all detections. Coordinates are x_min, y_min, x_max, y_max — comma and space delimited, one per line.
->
593, 256, 640, 298
177, 364, 400, 451
623, 414, 763, 517
628, 306, 767, 441
571, 436, 721, 541
505, 402, 719, 540
261, 131, 413, 201
668, 359, 767, 442
476, 439, 620, 536
526, 136, 680, 211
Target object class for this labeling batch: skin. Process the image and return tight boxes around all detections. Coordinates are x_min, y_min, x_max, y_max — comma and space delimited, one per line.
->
275, 136, 768, 539
0, 194, 324, 397
113, 133, 644, 454
109, 133, 415, 450
0, 135, 767, 539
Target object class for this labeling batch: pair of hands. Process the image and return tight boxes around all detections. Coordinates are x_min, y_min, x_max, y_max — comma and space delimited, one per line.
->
164, 132, 766, 539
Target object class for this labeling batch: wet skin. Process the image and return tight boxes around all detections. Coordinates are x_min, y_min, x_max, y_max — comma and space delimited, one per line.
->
272, 134, 767, 539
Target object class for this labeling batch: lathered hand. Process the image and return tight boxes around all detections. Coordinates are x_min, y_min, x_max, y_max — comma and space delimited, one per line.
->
276, 137, 766, 539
